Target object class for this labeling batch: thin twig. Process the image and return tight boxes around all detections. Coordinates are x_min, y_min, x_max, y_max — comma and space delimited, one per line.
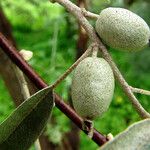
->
130, 86, 150, 96
51, 44, 94, 89
50, 21, 59, 71
13, 66, 30, 100
52, 0, 150, 119
13, 52, 41, 150
50, 0, 99, 19
81, 8, 99, 19
92, 45, 99, 57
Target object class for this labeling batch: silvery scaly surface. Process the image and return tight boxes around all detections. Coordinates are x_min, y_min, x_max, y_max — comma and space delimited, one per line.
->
96, 7, 150, 52
101, 119, 150, 150
71, 57, 114, 120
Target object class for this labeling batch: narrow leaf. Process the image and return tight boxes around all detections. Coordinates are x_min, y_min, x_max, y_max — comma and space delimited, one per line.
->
101, 119, 150, 150
0, 86, 54, 150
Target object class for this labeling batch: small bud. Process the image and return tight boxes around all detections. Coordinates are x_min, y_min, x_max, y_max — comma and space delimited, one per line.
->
107, 133, 114, 141
19, 49, 33, 61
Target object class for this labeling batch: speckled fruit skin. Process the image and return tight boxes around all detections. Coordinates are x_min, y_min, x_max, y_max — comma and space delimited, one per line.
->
71, 57, 114, 120
96, 7, 150, 52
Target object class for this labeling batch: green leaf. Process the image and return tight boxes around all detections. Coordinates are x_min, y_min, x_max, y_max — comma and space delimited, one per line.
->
0, 86, 54, 150
101, 119, 150, 150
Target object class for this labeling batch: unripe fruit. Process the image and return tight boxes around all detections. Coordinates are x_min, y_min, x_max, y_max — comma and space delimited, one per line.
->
71, 57, 114, 120
96, 7, 150, 52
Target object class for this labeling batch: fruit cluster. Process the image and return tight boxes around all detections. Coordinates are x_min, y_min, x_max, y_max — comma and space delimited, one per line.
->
71, 7, 150, 121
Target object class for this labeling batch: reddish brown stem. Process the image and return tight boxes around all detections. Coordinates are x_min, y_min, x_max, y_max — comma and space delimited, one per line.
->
0, 32, 107, 146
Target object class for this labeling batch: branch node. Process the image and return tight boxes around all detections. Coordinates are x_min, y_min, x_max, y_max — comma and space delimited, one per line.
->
81, 8, 87, 16
106, 133, 114, 141
81, 8, 99, 19
82, 119, 94, 139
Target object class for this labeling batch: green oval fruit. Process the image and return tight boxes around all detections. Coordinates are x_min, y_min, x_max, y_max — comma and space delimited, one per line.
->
71, 57, 114, 120
96, 7, 150, 51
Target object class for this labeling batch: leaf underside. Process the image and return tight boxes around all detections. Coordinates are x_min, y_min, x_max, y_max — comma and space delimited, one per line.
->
0, 87, 54, 150
101, 119, 150, 150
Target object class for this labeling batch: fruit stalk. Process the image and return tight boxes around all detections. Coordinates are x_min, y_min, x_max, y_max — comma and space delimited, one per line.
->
50, 43, 95, 89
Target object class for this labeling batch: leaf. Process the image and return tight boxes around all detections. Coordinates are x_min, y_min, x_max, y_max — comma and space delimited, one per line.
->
101, 119, 150, 150
0, 86, 54, 150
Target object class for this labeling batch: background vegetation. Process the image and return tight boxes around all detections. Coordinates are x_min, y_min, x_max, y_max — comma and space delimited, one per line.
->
0, 0, 150, 149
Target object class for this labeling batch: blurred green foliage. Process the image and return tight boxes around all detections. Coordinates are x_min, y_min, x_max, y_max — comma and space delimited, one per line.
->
0, 0, 150, 149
